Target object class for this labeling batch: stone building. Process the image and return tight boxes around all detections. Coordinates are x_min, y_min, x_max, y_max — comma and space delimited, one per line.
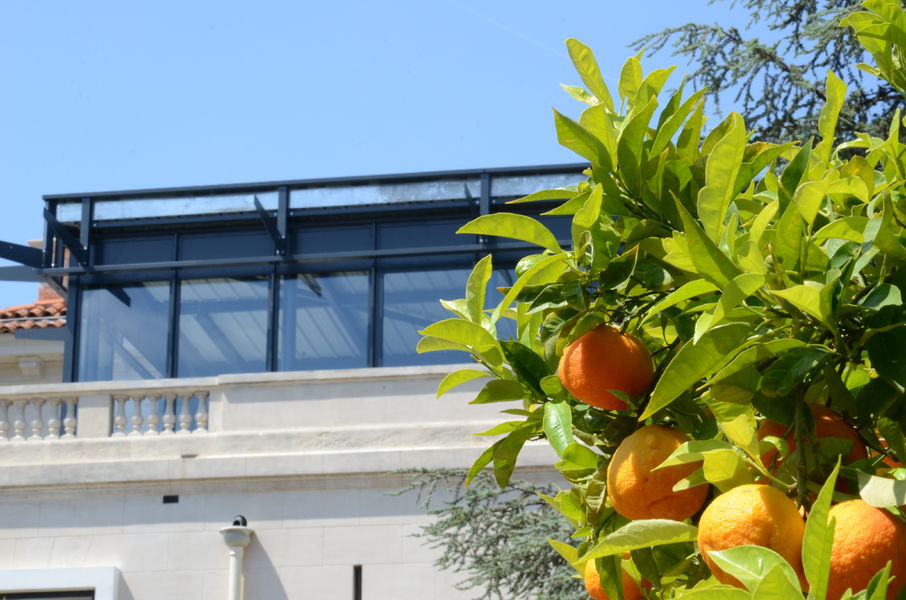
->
0, 165, 579, 599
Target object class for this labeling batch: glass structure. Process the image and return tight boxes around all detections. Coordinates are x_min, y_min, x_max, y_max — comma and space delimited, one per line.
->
42, 165, 583, 382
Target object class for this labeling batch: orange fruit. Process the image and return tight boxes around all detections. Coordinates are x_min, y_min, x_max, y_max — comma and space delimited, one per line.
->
825, 500, 906, 600
558, 326, 654, 411
606, 425, 709, 521
583, 558, 645, 600
697, 484, 805, 588
758, 404, 867, 469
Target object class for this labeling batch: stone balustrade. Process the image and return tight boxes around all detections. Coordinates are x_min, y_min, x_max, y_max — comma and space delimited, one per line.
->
111, 391, 209, 436
0, 397, 77, 441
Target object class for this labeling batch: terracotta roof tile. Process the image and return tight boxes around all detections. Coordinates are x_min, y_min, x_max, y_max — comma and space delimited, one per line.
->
0, 298, 66, 334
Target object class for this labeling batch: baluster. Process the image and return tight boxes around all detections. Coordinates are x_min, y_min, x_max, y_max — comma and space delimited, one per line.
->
128, 395, 145, 437
177, 392, 193, 434
29, 398, 45, 440
161, 394, 177, 435
46, 398, 62, 440
62, 398, 77, 438
145, 394, 161, 435
193, 391, 209, 434
12, 399, 27, 442
0, 400, 10, 441
111, 395, 127, 437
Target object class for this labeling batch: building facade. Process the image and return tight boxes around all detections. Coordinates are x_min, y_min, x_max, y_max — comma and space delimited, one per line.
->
0, 165, 581, 599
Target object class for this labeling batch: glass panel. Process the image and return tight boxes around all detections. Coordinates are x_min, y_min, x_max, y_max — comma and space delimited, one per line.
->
95, 235, 175, 265
279, 272, 369, 371
57, 191, 279, 222
489, 172, 584, 199
378, 219, 475, 250
77, 282, 170, 381
292, 223, 374, 255
177, 277, 269, 377
381, 268, 515, 367
290, 178, 480, 210
179, 229, 273, 260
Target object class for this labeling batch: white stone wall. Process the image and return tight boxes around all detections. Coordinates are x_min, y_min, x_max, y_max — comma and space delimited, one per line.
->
0, 365, 563, 599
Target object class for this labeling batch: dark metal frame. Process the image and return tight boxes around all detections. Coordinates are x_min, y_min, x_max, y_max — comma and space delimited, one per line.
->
30, 164, 586, 382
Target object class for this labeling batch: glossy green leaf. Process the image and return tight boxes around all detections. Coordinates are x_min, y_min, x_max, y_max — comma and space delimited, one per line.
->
508, 187, 578, 204
814, 217, 868, 244
751, 564, 803, 599
493, 426, 535, 486
707, 545, 801, 594
816, 70, 848, 163
866, 325, 906, 388
618, 51, 643, 102
553, 109, 612, 170
565, 38, 614, 112
642, 323, 752, 420
697, 113, 746, 242
437, 369, 492, 398
491, 254, 569, 323
802, 462, 839, 600
579, 519, 698, 561
680, 587, 751, 600
419, 318, 499, 351
856, 472, 906, 507
542, 401, 573, 458
465, 441, 499, 486
794, 178, 830, 230
674, 195, 741, 287
458, 213, 562, 253
465, 254, 493, 323
642, 279, 719, 324
771, 283, 833, 329
547, 539, 580, 566
470, 380, 526, 404
694, 273, 765, 341
650, 88, 708, 157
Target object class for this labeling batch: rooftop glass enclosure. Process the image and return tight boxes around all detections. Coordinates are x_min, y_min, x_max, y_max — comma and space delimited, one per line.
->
41, 165, 585, 382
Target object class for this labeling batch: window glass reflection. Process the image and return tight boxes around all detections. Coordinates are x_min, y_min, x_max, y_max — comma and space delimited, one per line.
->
381, 268, 516, 367
78, 282, 170, 381
279, 272, 370, 371
177, 277, 269, 377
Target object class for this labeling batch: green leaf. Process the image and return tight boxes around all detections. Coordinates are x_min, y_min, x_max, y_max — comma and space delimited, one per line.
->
618, 51, 643, 102
813, 217, 868, 244
674, 195, 741, 287
465, 254, 493, 323
458, 213, 562, 253
650, 88, 708, 157
543, 401, 574, 458
707, 545, 801, 594
856, 472, 906, 507
465, 441, 499, 486
579, 519, 698, 561
794, 178, 830, 231
859, 284, 902, 311
642, 323, 752, 420
760, 346, 830, 398
697, 113, 746, 242
416, 335, 471, 355
561, 442, 600, 469
866, 325, 906, 388
553, 109, 612, 170
656, 439, 752, 492
500, 340, 550, 398
774, 201, 804, 272
816, 70, 847, 163
642, 279, 719, 324
470, 380, 526, 404
751, 564, 804, 599
694, 273, 765, 341
771, 283, 833, 330
419, 318, 499, 351
437, 369, 492, 397
680, 587, 752, 600
802, 462, 840, 600
507, 187, 578, 204
565, 38, 614, 112
493, 426, 535, 487
547, 539, 580, 566
491, 254, 569, 323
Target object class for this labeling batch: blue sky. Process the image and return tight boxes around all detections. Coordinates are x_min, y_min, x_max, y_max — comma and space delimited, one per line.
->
0, 0, 750, 306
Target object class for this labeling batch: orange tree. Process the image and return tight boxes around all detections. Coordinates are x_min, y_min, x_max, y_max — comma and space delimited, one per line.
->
418, 1, 906, 598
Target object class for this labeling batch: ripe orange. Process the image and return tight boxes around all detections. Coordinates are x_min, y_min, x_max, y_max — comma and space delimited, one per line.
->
558, 326, 654, 411
583, 558, 645, 600
606, 425, 709, 521
825, 500, 906, 600
697, 484, 805, 588
758, 403, 867, 469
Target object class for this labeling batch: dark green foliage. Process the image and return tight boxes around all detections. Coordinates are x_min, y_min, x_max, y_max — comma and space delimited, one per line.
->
397, 469, 584, 600
633, 0, 903, 142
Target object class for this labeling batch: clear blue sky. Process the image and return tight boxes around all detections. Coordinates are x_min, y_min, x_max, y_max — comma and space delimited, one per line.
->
0, 0, 750, 306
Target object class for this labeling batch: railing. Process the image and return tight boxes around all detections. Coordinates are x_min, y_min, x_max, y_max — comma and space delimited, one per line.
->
0, 397, 77, 441
111, 391, 209, 436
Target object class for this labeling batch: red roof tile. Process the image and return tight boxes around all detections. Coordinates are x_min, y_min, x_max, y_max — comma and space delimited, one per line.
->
0, 298, 66, 334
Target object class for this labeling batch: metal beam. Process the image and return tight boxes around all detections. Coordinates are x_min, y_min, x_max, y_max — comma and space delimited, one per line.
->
0, 241, 42, 268
253, 195, 285, 256
44, 208, 88, 265
0, 265, 42, 282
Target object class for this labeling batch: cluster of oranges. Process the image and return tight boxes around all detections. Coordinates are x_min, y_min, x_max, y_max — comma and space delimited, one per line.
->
559, 326, 906, 600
